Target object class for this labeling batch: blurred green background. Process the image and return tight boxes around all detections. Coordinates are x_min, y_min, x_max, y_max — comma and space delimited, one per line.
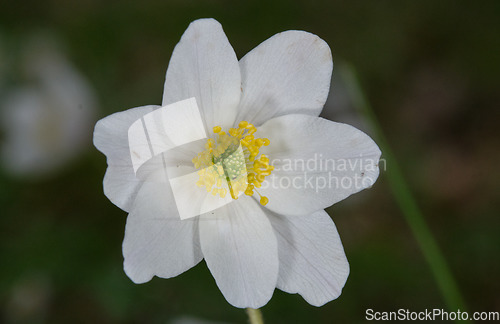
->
0, 0, 499, 323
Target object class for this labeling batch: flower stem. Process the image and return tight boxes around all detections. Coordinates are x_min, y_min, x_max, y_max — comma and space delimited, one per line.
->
340, 63, 468, 315
246, 308, 264, 324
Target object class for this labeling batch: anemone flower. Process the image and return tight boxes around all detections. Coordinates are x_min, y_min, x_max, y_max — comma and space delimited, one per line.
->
94, 18, 381, 309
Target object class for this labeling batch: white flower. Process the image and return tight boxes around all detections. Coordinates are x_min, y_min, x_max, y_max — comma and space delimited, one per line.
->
1, 35, 97, 177
94, 19, 381, 308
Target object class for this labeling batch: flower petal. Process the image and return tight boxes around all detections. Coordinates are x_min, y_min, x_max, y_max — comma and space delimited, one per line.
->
93, 105, 157, 212
236, 31, 333, 126
199, 196, 279, 308
162, 18, 241, 131
123, 175, 202, 283
269, 210, 349, 306
258, 114, 381, 216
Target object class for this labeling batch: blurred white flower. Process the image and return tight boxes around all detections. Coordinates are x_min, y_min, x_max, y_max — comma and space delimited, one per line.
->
94, 19, 381, 308
0, 35, 97, 177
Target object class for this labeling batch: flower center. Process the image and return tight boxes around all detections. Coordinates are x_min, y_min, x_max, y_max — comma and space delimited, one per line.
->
192, 121, 274, 205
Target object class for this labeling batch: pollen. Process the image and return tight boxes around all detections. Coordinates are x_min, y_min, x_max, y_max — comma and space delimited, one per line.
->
192, 121, 273, 205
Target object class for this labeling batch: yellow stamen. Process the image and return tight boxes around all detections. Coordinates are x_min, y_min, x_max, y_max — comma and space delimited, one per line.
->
192, 121, 273, 205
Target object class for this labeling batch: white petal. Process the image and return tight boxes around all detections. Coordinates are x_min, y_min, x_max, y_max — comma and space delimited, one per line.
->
123, 176, 202, 283
162, 18, 241, 131
199, 196, 278, 308
269, 210, 349, 306
236, 31, 332, 126
258, 114, 381, 216
93, 105, 157, 212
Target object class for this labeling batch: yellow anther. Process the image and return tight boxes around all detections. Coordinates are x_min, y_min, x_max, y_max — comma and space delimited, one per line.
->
239, 121, 249, 128
213, 126, 222, 133
228, 128, 238, 137
260, 196, 269, 205
243, 135, 254, 142
229, 187, 238, 199
262, 138, 270, 146
205, 139, 214, 150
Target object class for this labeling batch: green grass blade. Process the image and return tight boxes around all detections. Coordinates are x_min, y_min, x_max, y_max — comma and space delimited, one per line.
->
340, 63, 468, 316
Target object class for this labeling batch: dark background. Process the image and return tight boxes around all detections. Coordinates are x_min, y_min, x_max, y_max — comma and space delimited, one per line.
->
0, 0, 499, 323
